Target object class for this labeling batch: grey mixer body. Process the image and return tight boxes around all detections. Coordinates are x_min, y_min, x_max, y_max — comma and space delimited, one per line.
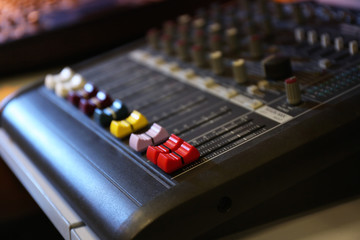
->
1, 0, 360, 239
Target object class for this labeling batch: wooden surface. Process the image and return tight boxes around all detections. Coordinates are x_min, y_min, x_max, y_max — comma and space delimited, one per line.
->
0, 86, 19, 102
0, 69, 57, 101
223, 197, 360, 240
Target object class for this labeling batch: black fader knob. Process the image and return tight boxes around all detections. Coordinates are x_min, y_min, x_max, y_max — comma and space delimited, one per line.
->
262, 55, 293, 81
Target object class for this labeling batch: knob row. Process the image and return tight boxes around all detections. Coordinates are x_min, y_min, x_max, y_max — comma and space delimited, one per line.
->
44, 67, 201, 174
148, 25, 267, 57
295, 28, 359, 55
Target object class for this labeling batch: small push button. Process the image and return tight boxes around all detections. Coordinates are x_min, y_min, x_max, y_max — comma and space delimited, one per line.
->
110, 110, 148, 138
146, 134, 183, 165
79, 91, 113, 116
157, 142, 200, 174
129, 123, 169, 152
93, 99, 129, 127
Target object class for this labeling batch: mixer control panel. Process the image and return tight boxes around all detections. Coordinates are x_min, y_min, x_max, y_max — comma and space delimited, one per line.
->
40, 0, 360, 177
1, 1, 360, 239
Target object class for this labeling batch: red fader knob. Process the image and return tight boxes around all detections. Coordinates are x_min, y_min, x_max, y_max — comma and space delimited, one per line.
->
67, 83, 98, 107
79, 91, 113, 116
146, 134, 200, 173
157, 142, 200, 174
146, 134, 183, 165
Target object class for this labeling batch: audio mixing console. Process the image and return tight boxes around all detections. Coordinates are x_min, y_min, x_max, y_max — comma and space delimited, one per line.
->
1, 0, 360, 239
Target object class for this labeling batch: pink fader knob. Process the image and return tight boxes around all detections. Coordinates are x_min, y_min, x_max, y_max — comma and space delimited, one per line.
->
129, 123, 169, 152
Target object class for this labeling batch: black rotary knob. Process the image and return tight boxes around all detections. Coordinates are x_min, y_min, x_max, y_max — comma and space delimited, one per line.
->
262, 55, 293, 81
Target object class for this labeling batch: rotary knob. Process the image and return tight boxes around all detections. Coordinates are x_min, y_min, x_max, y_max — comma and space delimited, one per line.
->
162, 34, 173, 55
285, 76, 302, 105
226, 28, 239, 53
249, 35, 263, 59
147, 29, 159, 49
210, 51, 224, 75
262, 55, 293, 81
176, 39, 189, 61
191, 45, 206, 67
232, 59, 247, 84
293, 3, 305, 24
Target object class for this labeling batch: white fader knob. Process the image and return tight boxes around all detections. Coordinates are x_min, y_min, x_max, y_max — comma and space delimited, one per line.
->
44, 67, 75, 90
307, 30, 317, 45
335, 37, 344, 52
294, 28, 305, 43
321, 33, 331, 48
285, 76, 302, 105
349, 41, 359, 55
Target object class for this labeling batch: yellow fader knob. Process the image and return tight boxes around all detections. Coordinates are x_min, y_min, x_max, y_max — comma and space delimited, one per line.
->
110, 110, 148, 138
